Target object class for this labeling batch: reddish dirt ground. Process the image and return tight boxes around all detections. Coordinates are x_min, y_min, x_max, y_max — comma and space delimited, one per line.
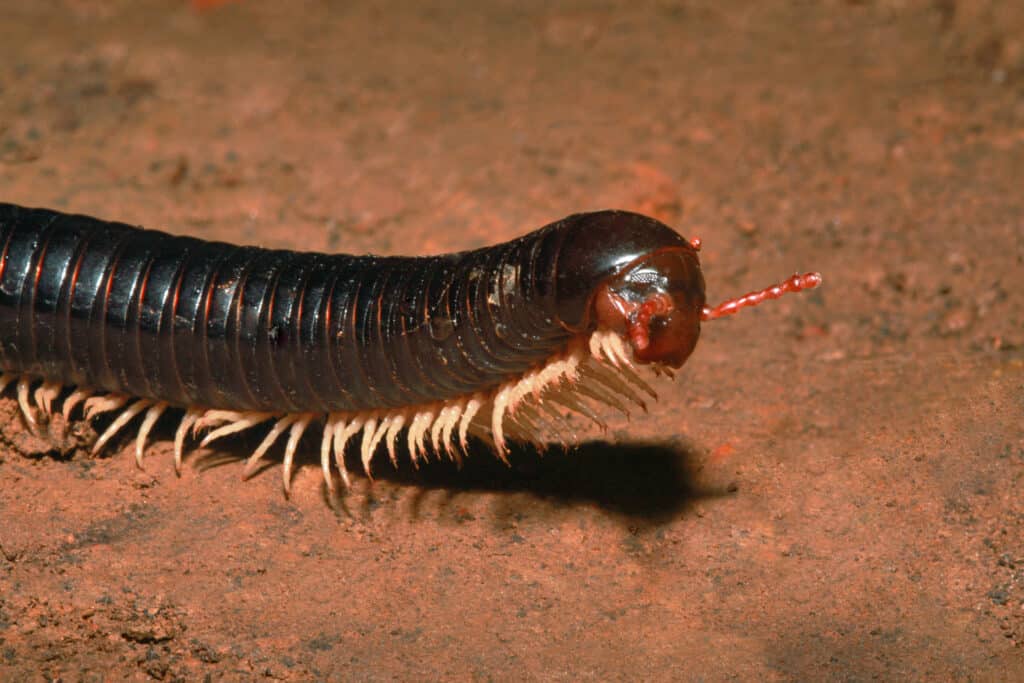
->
1, 1, 1022, 680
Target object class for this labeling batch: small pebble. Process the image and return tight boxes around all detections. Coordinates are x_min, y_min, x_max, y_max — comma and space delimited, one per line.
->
939, 305, 974, 336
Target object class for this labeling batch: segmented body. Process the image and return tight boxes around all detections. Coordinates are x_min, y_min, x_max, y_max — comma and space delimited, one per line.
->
0, 203, 713, 491
0, 204, 586, 412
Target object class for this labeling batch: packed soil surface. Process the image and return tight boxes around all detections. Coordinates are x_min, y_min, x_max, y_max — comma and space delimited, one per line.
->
1, 1, 1022, 680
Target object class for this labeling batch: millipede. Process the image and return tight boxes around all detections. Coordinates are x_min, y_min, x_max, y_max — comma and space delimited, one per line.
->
0, 203, 821, 493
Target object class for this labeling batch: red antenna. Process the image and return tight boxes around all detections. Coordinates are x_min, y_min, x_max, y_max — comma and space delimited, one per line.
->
701, 272, 822, 321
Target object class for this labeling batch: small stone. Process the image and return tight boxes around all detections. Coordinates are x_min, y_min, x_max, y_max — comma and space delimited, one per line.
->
988, 586, 1010, 606
939, 305, 975, 336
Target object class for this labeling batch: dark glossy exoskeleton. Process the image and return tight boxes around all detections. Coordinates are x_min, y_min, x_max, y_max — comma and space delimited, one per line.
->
0, 204, 706, 413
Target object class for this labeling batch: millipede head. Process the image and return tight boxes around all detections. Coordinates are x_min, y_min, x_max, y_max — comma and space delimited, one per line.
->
593, 245, 706, 369
553, 211, 821, 370
591, 238, 822, 369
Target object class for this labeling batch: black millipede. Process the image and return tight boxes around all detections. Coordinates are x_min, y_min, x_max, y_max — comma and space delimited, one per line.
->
0, 203, 821, 493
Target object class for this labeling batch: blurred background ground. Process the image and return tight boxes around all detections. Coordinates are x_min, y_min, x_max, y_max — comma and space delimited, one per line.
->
0, 1, 1022, 680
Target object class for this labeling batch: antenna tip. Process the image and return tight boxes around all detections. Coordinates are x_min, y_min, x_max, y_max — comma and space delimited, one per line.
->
798, 272, 823, 289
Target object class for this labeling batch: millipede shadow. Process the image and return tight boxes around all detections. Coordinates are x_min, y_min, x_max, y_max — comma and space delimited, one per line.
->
365, 437, 729, 525
35, 409, 728, 525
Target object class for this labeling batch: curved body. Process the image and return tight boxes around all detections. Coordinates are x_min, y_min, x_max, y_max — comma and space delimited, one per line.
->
0, 204, 701, 414
0, 201, 822, 492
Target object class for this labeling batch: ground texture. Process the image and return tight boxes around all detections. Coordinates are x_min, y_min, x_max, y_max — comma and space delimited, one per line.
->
1, 1, 1022, 680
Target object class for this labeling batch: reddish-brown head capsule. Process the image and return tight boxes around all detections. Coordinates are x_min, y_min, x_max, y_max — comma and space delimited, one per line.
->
549, 211, 821, 369
592, 247, 706, 368
548, 211, 705, 368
